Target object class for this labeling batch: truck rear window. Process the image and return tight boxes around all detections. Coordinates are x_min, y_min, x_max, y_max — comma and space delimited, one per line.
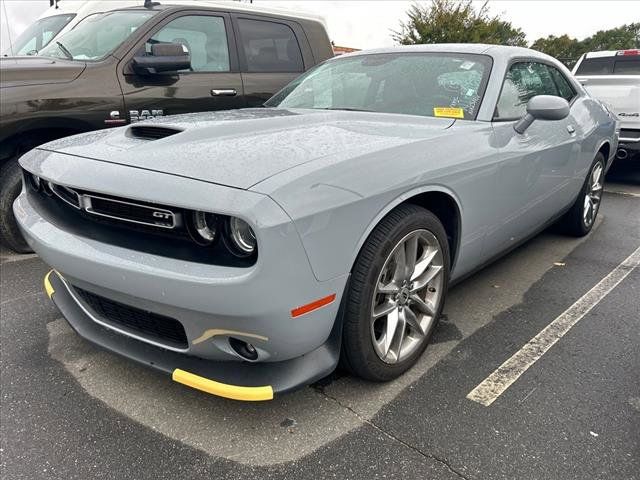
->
576, 56, 640, 75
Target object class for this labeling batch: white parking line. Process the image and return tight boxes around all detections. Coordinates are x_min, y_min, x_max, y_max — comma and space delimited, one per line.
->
467, 245, 640, 407
604, 189, 640, 198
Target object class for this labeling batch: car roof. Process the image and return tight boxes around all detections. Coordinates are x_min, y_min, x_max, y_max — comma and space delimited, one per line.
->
337, 43, 557, 63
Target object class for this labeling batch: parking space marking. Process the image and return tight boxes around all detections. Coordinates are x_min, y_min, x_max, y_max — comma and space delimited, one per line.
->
467, 245, 640, 407
604, 189, 640, 198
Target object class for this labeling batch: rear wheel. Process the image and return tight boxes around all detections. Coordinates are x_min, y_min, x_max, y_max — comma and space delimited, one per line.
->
561, 153, 605, 237
341, 204, 450, 381
0, 159, 31, 253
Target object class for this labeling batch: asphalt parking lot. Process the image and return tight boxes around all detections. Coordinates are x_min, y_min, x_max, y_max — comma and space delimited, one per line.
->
1, 174, 638, 480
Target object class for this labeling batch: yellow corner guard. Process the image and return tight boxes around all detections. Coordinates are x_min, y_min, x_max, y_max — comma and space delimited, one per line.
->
172, 369, 274, 401
44, 270, 55, 299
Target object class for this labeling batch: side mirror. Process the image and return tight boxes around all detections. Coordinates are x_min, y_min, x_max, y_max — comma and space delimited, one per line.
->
132, 43, 191, 75
514, 95, 570, 134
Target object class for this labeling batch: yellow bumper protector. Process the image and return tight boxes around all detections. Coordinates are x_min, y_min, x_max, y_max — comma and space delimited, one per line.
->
44, 270, 55, 299
172, 369, 274, 401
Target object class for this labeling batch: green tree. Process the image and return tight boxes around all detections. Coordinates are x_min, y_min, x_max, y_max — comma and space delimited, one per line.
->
530, 34, 583, 64
581, 23, 640, 51
531, 24, 639, 67
393, 0, 527, 47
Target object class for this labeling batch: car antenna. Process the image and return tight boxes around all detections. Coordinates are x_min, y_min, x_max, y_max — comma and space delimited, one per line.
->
144, 0, 161, 8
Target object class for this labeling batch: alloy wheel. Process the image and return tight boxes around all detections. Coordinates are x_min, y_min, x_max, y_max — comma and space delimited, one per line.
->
583, 161, 604, 228
370, 229, 445, 364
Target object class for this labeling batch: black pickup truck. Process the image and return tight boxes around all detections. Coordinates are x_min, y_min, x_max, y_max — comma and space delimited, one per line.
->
0, 2, 333, 252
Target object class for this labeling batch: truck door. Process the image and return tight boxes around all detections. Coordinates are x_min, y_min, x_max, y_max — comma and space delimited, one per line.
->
232, 15, 310, 107
118, 11, 244, 122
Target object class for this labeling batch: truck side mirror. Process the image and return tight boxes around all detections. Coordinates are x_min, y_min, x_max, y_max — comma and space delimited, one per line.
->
514, 95, 570, 134
132, 43, 191, 75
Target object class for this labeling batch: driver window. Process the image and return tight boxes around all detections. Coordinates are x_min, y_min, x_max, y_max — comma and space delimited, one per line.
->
148, 15, 230, 72
494, 62, 560, 120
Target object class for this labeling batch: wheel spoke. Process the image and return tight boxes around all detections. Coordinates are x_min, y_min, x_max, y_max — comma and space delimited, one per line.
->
377, 281, 399, 295
392, 245, 407, 283
410, 248, 438, 282
411, 264, 443, 292
403, 307, 424, 336
410, 293, 435, 316
382, 307, 401, 358
404, 235, 418, 280
387, 308, 406, 361
373, 299, 397, 318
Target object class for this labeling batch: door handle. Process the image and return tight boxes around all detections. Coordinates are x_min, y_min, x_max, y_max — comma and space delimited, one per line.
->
211, 89, 237, 96
567, 125, 575, 134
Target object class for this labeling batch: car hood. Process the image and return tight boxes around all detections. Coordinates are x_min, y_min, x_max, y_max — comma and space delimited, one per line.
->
0, 56, 85, 87
39, 108, 455, 190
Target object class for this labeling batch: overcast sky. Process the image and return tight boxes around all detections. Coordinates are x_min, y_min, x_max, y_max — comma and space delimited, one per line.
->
1, 0, 637, 53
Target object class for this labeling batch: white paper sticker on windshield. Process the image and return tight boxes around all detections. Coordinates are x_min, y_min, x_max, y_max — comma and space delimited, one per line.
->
459, 61, 475, 70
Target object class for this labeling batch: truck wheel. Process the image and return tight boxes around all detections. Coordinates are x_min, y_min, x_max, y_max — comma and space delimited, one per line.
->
341, 204, 450, 381
0, 159, 32, 253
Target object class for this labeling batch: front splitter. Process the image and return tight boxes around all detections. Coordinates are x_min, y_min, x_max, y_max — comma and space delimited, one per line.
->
44, 270, 343, 401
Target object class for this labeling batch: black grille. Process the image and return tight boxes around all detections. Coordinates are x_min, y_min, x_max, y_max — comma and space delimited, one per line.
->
128, 125, 182, 140
620, 129, 640, 140
87, 196, 175, 228
74, 287, 188, 349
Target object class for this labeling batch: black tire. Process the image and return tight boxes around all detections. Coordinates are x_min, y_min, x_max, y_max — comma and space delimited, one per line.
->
0, 159, 31, 253
561, 152, 605, 237
341, 204, 450, 381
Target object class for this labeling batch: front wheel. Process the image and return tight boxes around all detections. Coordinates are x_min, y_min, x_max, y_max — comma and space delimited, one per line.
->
341, 204, 450, 381
561, 153, 605, 237
0, 159, 31, 253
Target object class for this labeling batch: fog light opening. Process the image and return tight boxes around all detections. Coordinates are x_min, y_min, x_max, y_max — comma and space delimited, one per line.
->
229, 337, 259, 361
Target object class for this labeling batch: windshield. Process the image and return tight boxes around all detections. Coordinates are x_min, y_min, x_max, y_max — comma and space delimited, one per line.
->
38, 10, 155, 61
265, 53, 492, 120
4, 14, 75, 56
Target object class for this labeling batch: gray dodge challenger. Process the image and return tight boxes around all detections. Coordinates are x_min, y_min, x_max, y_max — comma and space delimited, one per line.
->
15, 44, 618, 401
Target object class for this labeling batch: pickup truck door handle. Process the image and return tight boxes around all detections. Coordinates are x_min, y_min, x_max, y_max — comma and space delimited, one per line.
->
211, 89, 237, 96
567, 125, 576, 134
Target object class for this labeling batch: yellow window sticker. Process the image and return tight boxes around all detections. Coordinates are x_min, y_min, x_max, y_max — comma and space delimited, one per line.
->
433, 107, 464, 119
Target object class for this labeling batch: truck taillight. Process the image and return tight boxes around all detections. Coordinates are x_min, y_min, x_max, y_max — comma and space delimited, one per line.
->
617, 49, 640, 56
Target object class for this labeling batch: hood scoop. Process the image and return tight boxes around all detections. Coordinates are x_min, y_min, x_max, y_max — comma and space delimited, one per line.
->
127, 125, 183, 140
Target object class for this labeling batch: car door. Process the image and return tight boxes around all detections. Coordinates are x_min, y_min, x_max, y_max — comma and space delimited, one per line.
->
118, 11, 244, 122
487, 60, 580, 254
232, 15, 309, 107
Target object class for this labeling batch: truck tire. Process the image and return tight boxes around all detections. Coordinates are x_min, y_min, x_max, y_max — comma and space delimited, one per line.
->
0, 158, 31, 253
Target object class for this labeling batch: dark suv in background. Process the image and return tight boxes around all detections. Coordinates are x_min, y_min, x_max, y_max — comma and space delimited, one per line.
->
0, 3, 333, 252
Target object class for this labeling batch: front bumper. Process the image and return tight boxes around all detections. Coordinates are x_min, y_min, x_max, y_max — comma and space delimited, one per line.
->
44, 270, 344, 400
16, 150, 350, 400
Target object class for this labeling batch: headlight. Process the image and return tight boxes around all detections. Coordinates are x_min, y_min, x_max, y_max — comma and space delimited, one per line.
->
189, 211, 218, 245
226, 217, 256, 256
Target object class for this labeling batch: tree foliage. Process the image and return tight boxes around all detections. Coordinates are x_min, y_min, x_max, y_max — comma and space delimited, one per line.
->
531, 23, 639, 66
394, 1, 639, 67
392, 0, 527, 47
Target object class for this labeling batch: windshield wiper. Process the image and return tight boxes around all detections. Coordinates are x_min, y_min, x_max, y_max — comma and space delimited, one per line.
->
56, 41, 73, 60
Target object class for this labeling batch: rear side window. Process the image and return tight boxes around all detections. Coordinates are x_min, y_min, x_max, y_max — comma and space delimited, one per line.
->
575, 57, 614, 75
149, 15, 229, 72
237, 18, 303, 73
613, 57, 640, 74
495, 62, 560, 120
